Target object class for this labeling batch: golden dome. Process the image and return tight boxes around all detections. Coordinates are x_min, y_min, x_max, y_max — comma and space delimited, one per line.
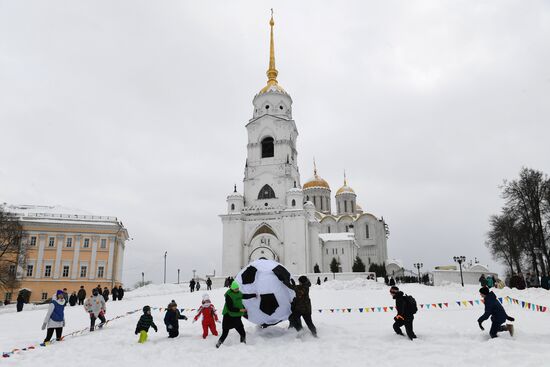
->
303, 160, 330, 190
336, 174, 355, 195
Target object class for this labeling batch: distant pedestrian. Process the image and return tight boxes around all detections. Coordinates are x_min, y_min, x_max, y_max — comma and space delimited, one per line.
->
117, 285, 124, 300
62, 288, 69, 304
135, 305, 157, 343
77, 286, 86, 305
112, 286, 119, 302
541, 272, 550, 290
478, 287, 514, 338
42, 290, 66, 343
102, 287, 110, 302
390, 286, 417, 340
190, 279, 196, 293
196, 281, 201, 292
316, 277, 321, 286
16, 292, 25, 312
323, 277, 328, 283
389, 277, 396, 286
206, 277, 213, 291
68, 291, 77, 306
486, 275, 494, 288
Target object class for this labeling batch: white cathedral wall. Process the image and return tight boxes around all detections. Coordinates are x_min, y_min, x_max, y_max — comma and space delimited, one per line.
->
221, 217, 244, 276
281, 215, 308, 275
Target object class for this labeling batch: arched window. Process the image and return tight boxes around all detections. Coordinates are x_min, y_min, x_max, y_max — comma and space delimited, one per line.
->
291, 199, 296, 207
258, 184, 276, 199
231, 203, 235, 211
261, 137, 274, 158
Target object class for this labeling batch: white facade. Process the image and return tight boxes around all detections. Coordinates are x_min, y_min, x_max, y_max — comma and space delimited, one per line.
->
433, 264, 497, 286
220, 15, 389, 276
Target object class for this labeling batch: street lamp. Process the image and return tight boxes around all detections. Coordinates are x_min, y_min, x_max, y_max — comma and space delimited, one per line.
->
177, 269, 180, 284
141, 272, 145, 287
413, 263, 423, 284
164, 251, 168, 284
453, 256, 466, 287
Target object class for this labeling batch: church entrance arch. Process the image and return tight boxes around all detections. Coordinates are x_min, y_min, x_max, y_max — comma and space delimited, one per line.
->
248, 233, 280, 262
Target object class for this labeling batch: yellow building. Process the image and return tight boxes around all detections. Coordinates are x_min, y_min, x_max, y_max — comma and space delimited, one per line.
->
2, 205, 129, 303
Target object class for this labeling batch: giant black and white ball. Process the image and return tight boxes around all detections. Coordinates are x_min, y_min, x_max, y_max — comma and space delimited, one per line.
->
235, 258, 295, 326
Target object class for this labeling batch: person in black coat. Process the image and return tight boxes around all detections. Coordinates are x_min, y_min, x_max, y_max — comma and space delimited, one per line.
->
117, 285, 124, 300
206, 277, 213, 291
289, 276, 317, 337
316, 277, 321, 286
390, 286, 416, 340
68, 292, 77, 306
16, 293, 25, 312
541, 272, 550, 290
479, 274, 487, 287
102, 287, 110, 302
477, 287, 514, 338
111, 287, 118, 302
189, 279, 196, 293
77, 286, 86, 305
164, 300, 188, 338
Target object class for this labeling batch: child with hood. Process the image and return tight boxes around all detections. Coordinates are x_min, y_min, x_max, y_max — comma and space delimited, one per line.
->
42, 290, 66, 343
478, 287, 515, 338
193, 293, 219, 339
164, 300, 188, 338
84, 288, 106, 331
135, 305, 158, 343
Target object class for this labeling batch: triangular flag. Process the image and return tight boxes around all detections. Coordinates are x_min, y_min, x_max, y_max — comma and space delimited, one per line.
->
383, 307, 388, 312
330, 309, 334, 313
377, 307, 382, 312
475, 300, 480, 305
390, 306, 394, 311
348, 308, 352, 313
359, 308, 364, 313
462, 301, 468, 306
438, 303, 442, 308
444, 303, 448, 308
426, 304, 430, 309
456, 301, 461, 306
420, 304, 424, 308
371, 307, 375, 312
469, 301, 474, 306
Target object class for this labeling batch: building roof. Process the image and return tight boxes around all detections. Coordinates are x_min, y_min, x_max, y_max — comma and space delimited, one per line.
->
2, 204, 123, 227
318, 232, 355, 242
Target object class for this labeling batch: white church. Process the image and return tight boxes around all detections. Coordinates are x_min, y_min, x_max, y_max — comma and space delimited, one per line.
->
220, 15, 389, 277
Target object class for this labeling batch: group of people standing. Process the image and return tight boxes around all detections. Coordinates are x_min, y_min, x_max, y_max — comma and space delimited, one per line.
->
189, 277, 213, 293
73, 284, 124, 307
506, 272, 550, 290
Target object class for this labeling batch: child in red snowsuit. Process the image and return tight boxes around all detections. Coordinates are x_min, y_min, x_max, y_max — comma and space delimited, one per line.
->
193, 294, 219, 339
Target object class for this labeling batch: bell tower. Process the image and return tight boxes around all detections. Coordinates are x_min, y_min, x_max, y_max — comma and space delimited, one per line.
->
243, 11, 300, 208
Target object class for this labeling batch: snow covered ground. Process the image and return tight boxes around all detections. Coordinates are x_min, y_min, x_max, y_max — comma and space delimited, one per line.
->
2, 281, 550, 367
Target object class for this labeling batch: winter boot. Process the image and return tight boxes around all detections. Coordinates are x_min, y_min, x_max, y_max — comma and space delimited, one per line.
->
506, 324, 514, 337
215, 340, 222, 348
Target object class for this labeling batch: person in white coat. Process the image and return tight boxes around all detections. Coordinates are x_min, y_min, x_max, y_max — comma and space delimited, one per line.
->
84, 288, 107, 331
42, 290, 66, 342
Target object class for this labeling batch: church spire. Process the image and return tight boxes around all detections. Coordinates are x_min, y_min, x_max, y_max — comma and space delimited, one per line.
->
266, 9, 278, 84
258, 9, 286, 95
313, 157, 318, 176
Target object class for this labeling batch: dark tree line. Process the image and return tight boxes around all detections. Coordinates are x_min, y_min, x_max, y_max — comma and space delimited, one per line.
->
486, 168, 550, 278
0, 207, 26, 292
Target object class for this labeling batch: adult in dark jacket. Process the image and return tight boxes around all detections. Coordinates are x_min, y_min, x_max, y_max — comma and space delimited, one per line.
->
389, 277, 396, 286
102, 287, 110, 302
215, 281, 256, 348
289, 276, 317, 336
477, 287, 514, 338
16, 293, 25, 312
164, 300, 188, 338
68, 292, 77, 306
111, 287, 118, 302
196, 281, 201, 292
117, 285, 124, 300
77, 286, 86, 305
135, 305, 158, 343
206, 277, 213, 291
62, 288, 69, 304
479, 274, 487, 287
390, 286, 416, 340
189, 279, 196, 293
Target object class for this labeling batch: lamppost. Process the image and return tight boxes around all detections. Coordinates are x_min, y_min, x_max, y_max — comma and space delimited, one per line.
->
453, 256, 466, 287
141, 272, 144, 287
164, 251, 168, 284
193, 269, 196, 280
177, 269, 180, 284
413, 263, 423, 284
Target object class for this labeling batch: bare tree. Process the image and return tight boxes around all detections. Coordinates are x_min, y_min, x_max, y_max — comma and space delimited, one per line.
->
0, 207, 26, 293
502, 168, 550, 276
486, 210, 525, 275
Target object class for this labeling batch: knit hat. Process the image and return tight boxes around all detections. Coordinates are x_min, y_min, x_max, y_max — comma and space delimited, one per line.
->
479, 287, 490, 296
202, 293, 210, 302
390, 286, 399, 293
143, 305, 151, 313
92, 289, 99, 296
230, 280, 240, 290
56, 290, 64, 297
168, 300, 177, 308
298, 276, 308, 284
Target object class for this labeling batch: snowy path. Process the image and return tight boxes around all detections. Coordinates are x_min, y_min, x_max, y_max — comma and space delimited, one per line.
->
2, 281, 550, 367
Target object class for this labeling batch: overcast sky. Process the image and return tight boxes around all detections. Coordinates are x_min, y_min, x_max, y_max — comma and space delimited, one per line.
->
1, 1, 549, 286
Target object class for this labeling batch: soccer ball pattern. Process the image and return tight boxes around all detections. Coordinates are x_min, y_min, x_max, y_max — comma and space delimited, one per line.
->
236, 259, 295, 326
